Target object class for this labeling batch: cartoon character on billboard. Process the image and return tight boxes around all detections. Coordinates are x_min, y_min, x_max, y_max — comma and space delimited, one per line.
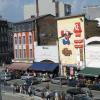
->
73, 22, 82, 37
61, 30, 73, 45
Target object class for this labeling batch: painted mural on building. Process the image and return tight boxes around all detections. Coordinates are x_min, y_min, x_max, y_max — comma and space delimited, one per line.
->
57, 15, 85, 70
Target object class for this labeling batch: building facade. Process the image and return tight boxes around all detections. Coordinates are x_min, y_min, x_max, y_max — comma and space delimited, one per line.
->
82, 5, 100, 20
13, 14, 57, 64
0, 18, 13, 65
13, 20, 35, 63
24, 0, 71, 19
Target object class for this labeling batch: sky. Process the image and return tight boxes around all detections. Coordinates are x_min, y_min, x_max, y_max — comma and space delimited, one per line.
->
0, 0, 100, 22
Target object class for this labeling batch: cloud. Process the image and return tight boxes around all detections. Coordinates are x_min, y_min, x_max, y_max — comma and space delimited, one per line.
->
70, 0, 88, 14
0, 0, 23, 21
0, 0, 21, 12
66, 0, 100, 14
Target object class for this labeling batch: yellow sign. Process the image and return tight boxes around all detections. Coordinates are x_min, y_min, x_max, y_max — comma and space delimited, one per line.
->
57, 15, 85, 66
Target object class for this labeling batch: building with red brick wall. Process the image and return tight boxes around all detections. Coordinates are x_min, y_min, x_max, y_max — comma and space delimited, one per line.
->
13, 31, 34, 63
13, 14, 57, 63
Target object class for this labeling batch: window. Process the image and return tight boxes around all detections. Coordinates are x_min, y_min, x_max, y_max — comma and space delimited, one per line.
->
64, 4, 71, 16
14, 37, 17, 44
19, 49, 22, 58
22, 36, 25, 44
29, 35, 32, 44
23, 49, 26, 58
29, 49, 32, 58
19, 37, 21, 44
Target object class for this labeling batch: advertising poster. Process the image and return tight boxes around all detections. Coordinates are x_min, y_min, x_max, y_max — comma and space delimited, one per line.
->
57, 15, 85, 69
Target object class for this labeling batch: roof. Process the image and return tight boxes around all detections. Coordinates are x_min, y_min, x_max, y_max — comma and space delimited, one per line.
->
78, 67, 100, 77
14, 14, 55, 24
6, 63, 31, 71
57, 14, 85, 20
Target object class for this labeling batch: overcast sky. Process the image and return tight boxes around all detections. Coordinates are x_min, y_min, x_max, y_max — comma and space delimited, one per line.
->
0, 0, 100, 22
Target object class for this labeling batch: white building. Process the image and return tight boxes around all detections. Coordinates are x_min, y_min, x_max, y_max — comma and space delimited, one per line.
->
78, 37, 100, 77
82, 5, 100, 20
34, 44, 59, 63
24, 0, 71, 19
85, 36, 100, 68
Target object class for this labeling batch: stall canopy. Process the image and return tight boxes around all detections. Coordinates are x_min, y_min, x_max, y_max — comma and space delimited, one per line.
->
30, 62, 59, 72
7, 63, 32, 71
78, 67, 100, 77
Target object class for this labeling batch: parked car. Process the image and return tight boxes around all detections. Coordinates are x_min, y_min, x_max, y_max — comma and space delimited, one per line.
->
33, 86, 47, 97
33, 86, 52, 98
47, 90, 65, 99
21, 73, 33, 80
25, 77, 40, 85
0, 71, 12, 81
74, 94, 93, 100
35, 76, 50, 82
67, 87, 93, 97
51, 76, 67, 85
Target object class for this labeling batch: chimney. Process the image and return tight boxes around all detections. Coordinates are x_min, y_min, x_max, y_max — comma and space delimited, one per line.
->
55, 1, 59, 17
36, 0, 39, 17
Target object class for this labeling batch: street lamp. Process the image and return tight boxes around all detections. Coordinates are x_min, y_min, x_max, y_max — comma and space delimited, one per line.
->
0, 77, 2, 100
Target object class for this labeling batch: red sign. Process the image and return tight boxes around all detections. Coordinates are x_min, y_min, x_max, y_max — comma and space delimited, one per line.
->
74, 44, 83, 48
73, 22, 82, 37
74, 39, 83, 43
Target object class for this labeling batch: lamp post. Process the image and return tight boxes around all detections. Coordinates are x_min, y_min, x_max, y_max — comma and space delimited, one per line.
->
0, 77, 2, 100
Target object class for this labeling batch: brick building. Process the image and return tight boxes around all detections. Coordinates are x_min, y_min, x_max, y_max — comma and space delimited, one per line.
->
0, 17, 13, 65
13, 14, 57, 64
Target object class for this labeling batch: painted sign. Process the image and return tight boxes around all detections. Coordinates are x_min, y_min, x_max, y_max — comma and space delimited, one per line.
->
57, 15, 85, 68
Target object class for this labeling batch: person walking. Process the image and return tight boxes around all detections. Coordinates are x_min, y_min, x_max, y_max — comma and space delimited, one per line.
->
28, 86, 32, 96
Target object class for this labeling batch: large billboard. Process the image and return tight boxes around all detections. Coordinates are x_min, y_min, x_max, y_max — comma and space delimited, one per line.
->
57, 15, 85, 69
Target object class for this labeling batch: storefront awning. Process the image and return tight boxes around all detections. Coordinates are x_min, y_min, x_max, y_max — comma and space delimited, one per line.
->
7, 63, 31, 71
78, 67, 100, 77
30, 62, 59, 72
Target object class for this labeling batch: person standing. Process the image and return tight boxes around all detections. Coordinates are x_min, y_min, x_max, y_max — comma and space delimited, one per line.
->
28, 86, 32, 96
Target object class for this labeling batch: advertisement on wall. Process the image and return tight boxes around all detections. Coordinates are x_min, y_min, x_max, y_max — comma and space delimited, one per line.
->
57, 15, 85, 69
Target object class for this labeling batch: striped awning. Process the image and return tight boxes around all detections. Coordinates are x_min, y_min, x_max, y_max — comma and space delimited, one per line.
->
6, 63, 31, 71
